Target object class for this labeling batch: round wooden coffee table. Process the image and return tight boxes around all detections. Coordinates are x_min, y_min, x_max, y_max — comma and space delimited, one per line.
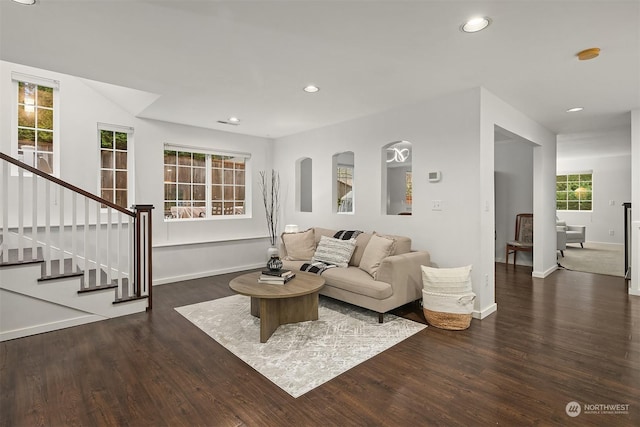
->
229, 270, 325, 343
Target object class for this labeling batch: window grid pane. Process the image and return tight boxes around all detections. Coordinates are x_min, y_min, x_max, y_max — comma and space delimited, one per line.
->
556, 173, 592, 211
17, 81, 55, 174
165, 151, 247, 219
100, 129, 129, 209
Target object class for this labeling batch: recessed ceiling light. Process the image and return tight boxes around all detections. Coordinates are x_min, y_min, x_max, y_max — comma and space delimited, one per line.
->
303, 85, 319, 93
461, 16, 491, 33
577, 47, 600, 61
12, 0, 36, 5
566, 107, 584, 113
228, 117, 240, 123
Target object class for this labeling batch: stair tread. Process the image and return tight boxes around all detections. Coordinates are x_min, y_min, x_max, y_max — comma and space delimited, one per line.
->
0, 247, 44, 266
113, 294, 148, 304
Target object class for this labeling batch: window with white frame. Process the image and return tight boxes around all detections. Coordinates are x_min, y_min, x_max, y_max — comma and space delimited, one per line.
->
556, 172, 592, 211
99, 124, 133, 209
14, 73, 59, 174
163, 145, 248, 220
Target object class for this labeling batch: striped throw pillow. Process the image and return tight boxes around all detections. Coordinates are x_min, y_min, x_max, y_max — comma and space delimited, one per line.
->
312, 236, 357, 268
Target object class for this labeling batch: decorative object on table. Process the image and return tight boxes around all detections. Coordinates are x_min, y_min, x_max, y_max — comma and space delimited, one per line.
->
261, 268, 293, 278
259, 169, 280, 260
421, 265, 476, 330
266, 255, 284, 271
258, 270, 295, 284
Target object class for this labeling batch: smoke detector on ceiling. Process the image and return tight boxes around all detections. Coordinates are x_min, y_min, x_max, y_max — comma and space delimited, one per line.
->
577, 48, 600, 61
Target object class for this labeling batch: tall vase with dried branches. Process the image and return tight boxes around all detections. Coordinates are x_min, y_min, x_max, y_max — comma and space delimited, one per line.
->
259, 170, 281, 267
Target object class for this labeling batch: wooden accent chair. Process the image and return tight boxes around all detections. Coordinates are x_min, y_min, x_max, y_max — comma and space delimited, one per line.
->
505, 213, 533, 266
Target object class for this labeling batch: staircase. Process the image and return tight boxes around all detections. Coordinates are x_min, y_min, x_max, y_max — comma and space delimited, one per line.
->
0, 152, 153, 341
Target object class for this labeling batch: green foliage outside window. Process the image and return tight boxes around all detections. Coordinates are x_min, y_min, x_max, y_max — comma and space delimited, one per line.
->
556, 173, 592, 211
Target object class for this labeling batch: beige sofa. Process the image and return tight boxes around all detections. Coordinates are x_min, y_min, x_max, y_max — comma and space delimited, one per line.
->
280, 227, 430, 322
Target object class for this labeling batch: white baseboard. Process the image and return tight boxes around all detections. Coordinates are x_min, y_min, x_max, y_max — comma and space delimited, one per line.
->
629, 288, 640, 297
532, 264, 558, 278
153, 263, 265, 286
0, 314, 104, 342
473, 303, 497, 319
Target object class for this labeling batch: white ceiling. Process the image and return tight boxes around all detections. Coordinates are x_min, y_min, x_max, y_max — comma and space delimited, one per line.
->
1, 0, 638, 140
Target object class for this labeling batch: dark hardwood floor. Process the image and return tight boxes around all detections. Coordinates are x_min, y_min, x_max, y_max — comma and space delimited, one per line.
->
1, 265, 638, 426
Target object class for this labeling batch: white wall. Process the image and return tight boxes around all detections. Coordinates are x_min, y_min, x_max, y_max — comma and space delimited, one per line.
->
274, 88, 488, 312
556, 154, 631, 244
631, 110, 640, 296
480, 88, 557, 287
495, 139, 534, 264
1, 61, 274, 285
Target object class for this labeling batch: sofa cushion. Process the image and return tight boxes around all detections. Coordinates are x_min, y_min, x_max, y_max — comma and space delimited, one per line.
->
358, 233, 395, 278
312, 236, 356, 268
321, 267, 393, 300
350, 232, 372, 266
281, 228, 315, 260
421, 265, 473, 294
374, 232, 411, 255
313, 227, 338, 244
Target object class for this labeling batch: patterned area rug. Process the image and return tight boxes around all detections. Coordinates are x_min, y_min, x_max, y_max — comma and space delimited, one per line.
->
175, 295, 426, 398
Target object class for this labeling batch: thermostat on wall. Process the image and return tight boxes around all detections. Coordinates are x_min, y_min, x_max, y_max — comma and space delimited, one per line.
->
428, 171, 441, 182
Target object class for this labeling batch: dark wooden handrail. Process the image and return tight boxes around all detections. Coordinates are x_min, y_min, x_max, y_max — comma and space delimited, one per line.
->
0, 151, 134, 217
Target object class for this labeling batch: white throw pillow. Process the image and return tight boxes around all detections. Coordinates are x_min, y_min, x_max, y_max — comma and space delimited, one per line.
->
312, 236, 356, 268
421, 265, 473, 294
358, 233, 396, 278
281, 228, 315, 260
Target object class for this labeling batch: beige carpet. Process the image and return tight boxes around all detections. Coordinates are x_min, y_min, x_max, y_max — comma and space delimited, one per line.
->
558, 242, 625, 277
175, 295, 426, 398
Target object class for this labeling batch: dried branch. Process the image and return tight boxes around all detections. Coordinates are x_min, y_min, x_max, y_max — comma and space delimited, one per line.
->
259, 170, 280, 246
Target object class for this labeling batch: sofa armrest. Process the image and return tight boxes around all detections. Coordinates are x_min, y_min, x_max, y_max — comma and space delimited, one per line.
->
376, 251, 431, 298
567, 225, 586, 238
557, 229, 567, 250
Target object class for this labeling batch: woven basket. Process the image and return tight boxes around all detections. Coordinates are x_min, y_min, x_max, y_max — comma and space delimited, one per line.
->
423, 308, 472, 330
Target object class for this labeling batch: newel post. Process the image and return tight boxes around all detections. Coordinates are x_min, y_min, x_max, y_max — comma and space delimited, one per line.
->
132, 204, 154, 310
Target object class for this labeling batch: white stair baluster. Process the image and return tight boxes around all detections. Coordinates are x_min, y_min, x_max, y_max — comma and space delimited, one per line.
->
83, 197, 89, 288
116, 210, 122, 299
106, 207, 112, 285
44, 180, 51, 276
1, 162, 7, 263
32, 173, 38, 260
17, 168, 24, 261
59, 187, 65, 272
71, 193, 77, 272
95, 202, 101, 287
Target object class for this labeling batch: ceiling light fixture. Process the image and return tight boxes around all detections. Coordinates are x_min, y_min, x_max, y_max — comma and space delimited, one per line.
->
228, 117, 240, 124
566, 107, 584, 113
303, 85, 319, 93
217, 119, 240, 126
577, 47, 600, 61
461, 16, 491, 33
12, 0, 37, 5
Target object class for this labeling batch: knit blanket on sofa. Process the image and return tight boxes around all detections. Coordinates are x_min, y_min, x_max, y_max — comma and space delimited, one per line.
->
300, 230, 362, 275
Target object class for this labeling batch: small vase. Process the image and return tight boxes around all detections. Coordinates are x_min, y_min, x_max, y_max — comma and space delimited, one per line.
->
267, 246, 279, 259
267, 256, 283, 271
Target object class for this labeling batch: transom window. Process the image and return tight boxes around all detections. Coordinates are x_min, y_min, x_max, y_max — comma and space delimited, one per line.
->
17, 81, 55, 174
163, 146, 248, 220
556, 173, 592, 211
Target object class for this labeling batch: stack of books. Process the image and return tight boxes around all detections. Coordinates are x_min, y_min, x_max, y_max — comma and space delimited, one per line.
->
258, 269, 296, 285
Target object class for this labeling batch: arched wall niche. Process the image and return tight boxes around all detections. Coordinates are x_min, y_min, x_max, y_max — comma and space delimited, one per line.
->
296, 157, 313, 212
382, 141, 412, 215
333, 151, 354, 213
